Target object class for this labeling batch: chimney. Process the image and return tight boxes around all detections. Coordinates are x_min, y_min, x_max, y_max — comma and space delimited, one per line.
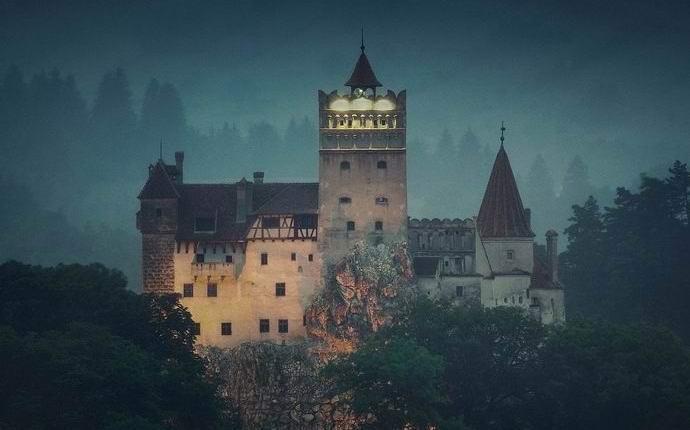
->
175, 151, 184, 183
253, 171, 264, 184
235, 178, 252, 223
545, 230, 559, 283
524, 208, 532, 230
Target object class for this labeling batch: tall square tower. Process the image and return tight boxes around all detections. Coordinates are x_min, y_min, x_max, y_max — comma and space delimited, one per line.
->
318, 42, 407, 260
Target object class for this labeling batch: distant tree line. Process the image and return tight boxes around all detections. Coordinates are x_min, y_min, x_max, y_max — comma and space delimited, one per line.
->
561, 160, 690, 339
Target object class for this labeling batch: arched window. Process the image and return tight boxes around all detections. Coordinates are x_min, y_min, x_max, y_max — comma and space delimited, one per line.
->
340, 161, 350, 170
339, 196, 351, 204
377, 160, 387, 169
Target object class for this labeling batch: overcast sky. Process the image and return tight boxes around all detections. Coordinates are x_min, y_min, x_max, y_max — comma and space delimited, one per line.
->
2, 0, 689, 188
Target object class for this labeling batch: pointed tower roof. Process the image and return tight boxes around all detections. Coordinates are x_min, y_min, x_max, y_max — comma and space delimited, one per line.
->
138, 161, 180, 199
476, 126, 533, 238
345, 30, 382, 90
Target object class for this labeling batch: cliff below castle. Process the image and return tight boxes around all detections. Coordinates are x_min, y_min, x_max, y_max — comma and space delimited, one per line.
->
202, 242, 416, 429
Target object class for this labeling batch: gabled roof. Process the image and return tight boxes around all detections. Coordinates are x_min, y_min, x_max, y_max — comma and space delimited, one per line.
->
477, 145, 533, 238
138, 162, 180, 199
252, 183, 319, 215
346, 52, 382, 89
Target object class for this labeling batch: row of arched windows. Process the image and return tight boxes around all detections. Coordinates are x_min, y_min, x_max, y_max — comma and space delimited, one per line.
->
327, 114, 397, 129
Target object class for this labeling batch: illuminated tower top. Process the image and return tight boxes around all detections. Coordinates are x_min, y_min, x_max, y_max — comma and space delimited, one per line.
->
345, 30, 382, 95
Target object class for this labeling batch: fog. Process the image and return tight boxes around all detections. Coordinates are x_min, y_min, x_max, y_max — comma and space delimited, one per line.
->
1, 0, 688, 289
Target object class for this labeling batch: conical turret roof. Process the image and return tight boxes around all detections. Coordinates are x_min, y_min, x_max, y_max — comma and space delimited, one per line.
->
477, 145, 533, 238
138, 161, 180, 200
346, 51, 382, 89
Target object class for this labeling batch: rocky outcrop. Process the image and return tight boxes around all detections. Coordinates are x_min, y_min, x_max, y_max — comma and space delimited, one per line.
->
202, 242, 415, 429
306, 242, 415, 355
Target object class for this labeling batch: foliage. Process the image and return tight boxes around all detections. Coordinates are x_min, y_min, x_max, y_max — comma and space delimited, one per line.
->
0, 261, 237, 429
325, 296, 690, 430
561, 161, 690, 339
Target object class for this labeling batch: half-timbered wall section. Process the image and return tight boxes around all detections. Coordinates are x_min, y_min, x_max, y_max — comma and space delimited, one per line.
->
247, 214, 318, 241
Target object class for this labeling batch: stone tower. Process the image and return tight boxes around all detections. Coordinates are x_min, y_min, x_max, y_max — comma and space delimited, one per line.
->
317, 39, 407, 261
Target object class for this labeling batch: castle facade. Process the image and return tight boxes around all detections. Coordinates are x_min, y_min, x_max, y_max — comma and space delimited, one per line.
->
137, 43, 565, 348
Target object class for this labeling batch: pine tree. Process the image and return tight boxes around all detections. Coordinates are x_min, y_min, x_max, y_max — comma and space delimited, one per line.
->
525, 154, 557, 236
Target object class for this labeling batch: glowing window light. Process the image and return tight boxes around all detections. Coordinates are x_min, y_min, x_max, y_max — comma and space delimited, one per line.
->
373, 99, 395, 111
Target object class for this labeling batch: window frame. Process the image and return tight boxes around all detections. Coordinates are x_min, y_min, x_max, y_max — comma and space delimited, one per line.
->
207, 283, 218, 297
275, 282, 286, 297
278, 319, 289, 334
346, 221, 355, 231
261, 253, 268, 265
183, 283, 194, 298
259, 319, 270, 333
221, 322, 232, 336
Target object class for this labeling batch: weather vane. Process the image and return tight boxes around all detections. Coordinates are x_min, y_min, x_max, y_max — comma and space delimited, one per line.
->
500, 121, 506, 146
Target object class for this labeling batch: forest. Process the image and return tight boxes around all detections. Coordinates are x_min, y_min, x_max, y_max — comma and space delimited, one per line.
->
0, 65, 614, 289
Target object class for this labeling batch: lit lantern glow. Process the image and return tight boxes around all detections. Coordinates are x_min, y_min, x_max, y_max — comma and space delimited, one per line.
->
373, 99, 395, 111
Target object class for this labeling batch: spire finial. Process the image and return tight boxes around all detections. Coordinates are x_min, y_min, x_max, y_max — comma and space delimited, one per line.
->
360, 27, 365, 53
500, 121, 506, 147
159, 137, 163, 161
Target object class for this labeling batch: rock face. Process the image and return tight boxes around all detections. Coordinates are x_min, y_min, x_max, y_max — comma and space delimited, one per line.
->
202, 242, 415, 429
306, 242, 415, 355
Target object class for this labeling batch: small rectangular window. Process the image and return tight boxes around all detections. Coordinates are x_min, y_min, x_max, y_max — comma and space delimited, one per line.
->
308, 254, 313, 262
347, 221, 355, 231
506, 250, 514, 260
303, 314, 307, 326
275, 282, 286, 296
196, 253, 205, 263
193, 323, 201, 336
194, 216, 216, 233
375, 221, 383, 231
261, 253, 268, 265
207, 283, 217, 297
456, 285, 464, 297
221, 322, 232, 335
259, 319, 270, 333
291, 252, 296, 261
183, 283, 194, 298
225, 255, 233, 263
375, 196, 389, 205
278, 319, 289, 333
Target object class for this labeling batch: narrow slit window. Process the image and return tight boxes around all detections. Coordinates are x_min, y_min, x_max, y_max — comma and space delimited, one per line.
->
261, 253, 268, 265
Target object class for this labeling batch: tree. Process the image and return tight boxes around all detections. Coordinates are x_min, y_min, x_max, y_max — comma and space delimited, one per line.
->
524, 154, 557, 237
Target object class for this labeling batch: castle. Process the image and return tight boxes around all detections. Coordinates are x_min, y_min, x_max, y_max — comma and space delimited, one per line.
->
136, 42, 565, 347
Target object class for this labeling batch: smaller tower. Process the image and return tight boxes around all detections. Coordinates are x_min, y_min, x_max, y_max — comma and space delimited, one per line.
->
545, 229, 559, 283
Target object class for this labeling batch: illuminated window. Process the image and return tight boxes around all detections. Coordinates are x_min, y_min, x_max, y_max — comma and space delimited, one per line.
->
340, 161, 350, 170
221, 322, 232, 335
278, 319, 289, 333
259, 319, 270, 333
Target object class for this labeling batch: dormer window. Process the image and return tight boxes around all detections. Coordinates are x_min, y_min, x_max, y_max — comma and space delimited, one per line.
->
194, 216, 216, 233
340, 161, 350, 171
339, 196, 352, 204
377, 160, 387, 169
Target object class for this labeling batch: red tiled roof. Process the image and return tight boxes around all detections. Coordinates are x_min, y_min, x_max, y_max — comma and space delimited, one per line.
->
477, 145, 533, 238
346, 52, 382, 89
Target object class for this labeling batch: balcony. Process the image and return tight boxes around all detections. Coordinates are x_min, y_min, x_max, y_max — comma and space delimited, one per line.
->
191, 262, 235, 280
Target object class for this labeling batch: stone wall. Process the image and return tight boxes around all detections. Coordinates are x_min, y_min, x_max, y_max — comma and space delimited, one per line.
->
142, 233, 175, 293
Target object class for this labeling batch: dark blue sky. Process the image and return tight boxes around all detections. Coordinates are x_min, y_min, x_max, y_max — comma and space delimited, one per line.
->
2, 0, 689, 187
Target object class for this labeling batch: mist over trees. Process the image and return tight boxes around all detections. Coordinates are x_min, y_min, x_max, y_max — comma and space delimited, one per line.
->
0, 63, 673, 290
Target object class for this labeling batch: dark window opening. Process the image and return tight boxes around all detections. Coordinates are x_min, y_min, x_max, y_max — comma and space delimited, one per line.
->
207, 283, 217, 297
308, 254, 313, 262
194, 216, 216, 233
263, 216, 280, 229
381, 119, 387, 126
291, 252, 296, 261
456, 285, 464, 297
303, 314, 307, 326
259, 319, 270, 333
183, 283, 194, 298
193, 323, 201, 336
156, 208, 162, 217
275, 282, 286, 296
377, 160, 387, 169
221, 322, 232, 335
519, 295, 523, 304
196, 253, 205, 263
346, 221, 355, 231
294, 214, 317, 229
340, 161, 350, 170
261, 253, 268, 265
339, 196, 352, 204
278, 319, 289, 333
506, 250, 514, 260
373, 119, 378, 127
375, 221, 383, 231
375, 196, 389, 205
347, 119, 353, 127
225, 255, 233, 263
